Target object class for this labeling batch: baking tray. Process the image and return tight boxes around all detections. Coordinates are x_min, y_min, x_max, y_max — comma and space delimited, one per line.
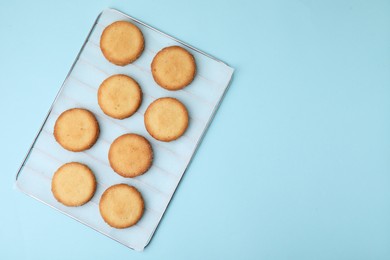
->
15, 8, 234, 251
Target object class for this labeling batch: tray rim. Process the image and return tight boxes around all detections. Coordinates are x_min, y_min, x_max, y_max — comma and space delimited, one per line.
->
15, 7, 235, 251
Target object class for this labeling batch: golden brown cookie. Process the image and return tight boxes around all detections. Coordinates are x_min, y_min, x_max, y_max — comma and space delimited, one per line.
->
100, 21, 144, 66
51, 162, 97, 207
151, 46, 196, 90
108, 134, 153, 177
54, 108, 99, 152
144, 97, 189, 142
98, 74, 142, 119
99, 184, 144, 229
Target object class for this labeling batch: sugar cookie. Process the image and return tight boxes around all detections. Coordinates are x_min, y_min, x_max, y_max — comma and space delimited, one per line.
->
51, 162, 96, 207
98, 74, 142, 119
100, 21, 144, 66
144, 97, 189, 141
151, 46, 196, 90
54, 108, 99, 152
108, 134, 153, 177
99, 184, 144, 229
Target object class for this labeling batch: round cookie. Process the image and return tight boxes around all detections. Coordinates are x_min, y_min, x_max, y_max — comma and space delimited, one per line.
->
99, 184, 144, 229
51, 162, 96, 207
108, 134, 153, 177
54, 108, 99, 152
98, 74, 142, 119
144, 97, 189, 142
151, 46, 196, 90
100, 21, 144, 66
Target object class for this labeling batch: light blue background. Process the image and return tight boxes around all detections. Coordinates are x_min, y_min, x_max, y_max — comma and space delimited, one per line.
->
1, 0, 390, 259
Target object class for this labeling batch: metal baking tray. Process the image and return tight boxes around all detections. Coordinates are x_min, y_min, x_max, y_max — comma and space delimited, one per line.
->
15, 8, 234, 251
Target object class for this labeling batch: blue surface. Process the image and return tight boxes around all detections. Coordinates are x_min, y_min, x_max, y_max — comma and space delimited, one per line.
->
1, 0, 390, 259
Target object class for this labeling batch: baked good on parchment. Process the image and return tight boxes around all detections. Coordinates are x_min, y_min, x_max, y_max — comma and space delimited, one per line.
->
144, 97, 189, 142
108, 133, 153, 177
98, 74, 142, 119
51, 162, 97, 207
54, 108, 100, 152
151, 46, 196, 90
99, 184, 144, 229
100, 21, 144, 66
